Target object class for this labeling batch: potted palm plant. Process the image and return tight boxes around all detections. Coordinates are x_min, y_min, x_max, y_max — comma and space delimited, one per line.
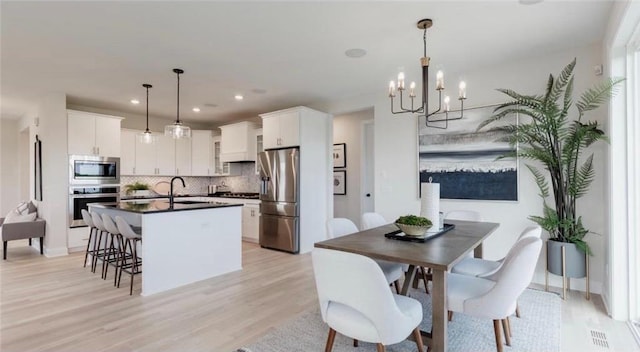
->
477, 59, 623, 278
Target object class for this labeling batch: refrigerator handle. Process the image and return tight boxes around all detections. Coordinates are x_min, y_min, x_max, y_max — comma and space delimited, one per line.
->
260, 176, 270, 195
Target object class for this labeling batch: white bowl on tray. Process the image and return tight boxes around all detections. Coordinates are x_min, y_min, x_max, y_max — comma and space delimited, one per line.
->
395, 223, 432, 237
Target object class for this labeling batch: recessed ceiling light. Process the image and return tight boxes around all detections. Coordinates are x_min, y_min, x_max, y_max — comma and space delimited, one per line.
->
130, 99, 140, 105
345, 48, 367, 58
234, 94, 244, 101
251, 88, 267, 94
192, 107, 200, 112
519, 0, 543, 4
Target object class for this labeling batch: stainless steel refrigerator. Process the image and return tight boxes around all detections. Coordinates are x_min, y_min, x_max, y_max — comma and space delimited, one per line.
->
258, 148, 300, 253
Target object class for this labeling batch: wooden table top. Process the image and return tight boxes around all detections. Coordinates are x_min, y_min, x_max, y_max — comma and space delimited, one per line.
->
314, 220, 499, 271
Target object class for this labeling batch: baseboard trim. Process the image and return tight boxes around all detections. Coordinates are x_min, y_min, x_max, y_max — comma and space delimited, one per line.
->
533, 276, 603, 295
602, 289, 612, 317
628, 320, 640, 347
44, 246, 69, 257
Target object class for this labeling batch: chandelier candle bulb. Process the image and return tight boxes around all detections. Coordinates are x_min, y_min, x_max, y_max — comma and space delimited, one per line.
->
388, 81, 396, 97
397, 72, 405, 90
436, 70, 444, 90
409, 82, 416, 97
444, 96, 451, 112
459, 81, 467, 99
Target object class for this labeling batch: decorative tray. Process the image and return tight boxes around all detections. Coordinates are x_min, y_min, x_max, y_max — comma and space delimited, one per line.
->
384, 223, 455, 243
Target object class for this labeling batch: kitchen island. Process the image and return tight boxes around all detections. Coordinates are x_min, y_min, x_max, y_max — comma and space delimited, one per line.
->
89, 200, 243, 296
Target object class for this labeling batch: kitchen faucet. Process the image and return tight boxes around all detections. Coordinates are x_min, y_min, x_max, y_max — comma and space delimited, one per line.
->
169, 176, 186, 207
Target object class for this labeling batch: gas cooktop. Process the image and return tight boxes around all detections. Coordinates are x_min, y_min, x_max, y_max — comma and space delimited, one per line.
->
209, 192, 260, 199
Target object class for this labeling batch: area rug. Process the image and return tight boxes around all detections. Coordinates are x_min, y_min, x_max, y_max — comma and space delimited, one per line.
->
235, 288, 561, 352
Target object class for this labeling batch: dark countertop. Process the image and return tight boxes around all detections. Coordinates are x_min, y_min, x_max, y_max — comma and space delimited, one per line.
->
89, 200, 243, 214
120, 193, 209, 200
120, 193, 259, 200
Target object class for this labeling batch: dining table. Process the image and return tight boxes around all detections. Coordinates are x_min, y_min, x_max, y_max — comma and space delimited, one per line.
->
314, 219, 500, 352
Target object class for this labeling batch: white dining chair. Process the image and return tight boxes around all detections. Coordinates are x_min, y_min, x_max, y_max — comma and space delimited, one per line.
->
312, 248, 425, 352
328, 218, 404, 293
452, 225, 542, 278
361, 212, 387, 231
446, 236, 542, 352
451, 225, 542, 319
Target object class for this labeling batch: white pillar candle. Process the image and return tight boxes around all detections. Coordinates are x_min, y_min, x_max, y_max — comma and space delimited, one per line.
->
420, 182, 441, 230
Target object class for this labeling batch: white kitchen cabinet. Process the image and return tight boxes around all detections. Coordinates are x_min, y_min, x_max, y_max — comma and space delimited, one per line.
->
156, 135, 176, 175
242, 204, 260, 242
68, 110, 122, 156
260, 109, 300, 149
191, 130, 214, 176
203, 197, 260, 242
68, 227, 91, 252
175, 137, 191, 176
212, 136, 239, 176
120, 129, 137, 175
255, 129, 263, 174
219, 121, 257, 162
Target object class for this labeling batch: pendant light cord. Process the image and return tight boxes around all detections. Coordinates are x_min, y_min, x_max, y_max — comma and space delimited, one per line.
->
146, 85, 150, 132
176, 70, 181, 124
142, 83, 152, 133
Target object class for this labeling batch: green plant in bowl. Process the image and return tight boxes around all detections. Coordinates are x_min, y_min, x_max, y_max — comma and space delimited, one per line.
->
124, 181, 150, 195
395, 215, 433, 236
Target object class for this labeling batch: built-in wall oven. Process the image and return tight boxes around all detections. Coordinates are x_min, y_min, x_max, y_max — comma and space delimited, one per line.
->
69, 185, 120, 227
69, 155, 120, 185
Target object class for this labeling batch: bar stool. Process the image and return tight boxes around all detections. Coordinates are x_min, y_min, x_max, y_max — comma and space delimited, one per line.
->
81, 209, 98, 269
115, 216, 142, 295
101, 213, 128, 285
89, 211, 109, 274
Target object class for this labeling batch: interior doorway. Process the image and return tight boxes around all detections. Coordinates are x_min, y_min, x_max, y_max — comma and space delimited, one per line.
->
361, 120, 374, 214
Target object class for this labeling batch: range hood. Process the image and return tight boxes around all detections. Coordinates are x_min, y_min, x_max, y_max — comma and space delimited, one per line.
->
219, 121, 257, 162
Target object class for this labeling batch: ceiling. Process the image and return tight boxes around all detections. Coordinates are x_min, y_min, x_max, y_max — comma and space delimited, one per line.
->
1, 1, 613, 125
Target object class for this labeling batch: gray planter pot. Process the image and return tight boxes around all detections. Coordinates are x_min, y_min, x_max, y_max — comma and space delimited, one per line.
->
547, 240, 586, 278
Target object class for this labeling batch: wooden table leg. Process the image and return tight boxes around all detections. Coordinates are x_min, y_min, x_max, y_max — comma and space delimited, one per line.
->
474, 242, 483, 259
431, 268, 447, 352
401, 265, 417, 296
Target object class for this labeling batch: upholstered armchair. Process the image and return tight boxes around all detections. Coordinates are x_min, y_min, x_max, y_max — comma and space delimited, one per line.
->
1, 217, 46, 259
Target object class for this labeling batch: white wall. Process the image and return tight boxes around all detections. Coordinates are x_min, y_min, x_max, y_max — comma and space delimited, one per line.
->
319, 43, 607, 294
332, 109, 373, 228
0, 119, 21, 215
36, 93, 69, 257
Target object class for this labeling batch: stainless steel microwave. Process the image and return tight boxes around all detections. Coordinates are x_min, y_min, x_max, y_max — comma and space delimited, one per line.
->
69, 155, 120, 185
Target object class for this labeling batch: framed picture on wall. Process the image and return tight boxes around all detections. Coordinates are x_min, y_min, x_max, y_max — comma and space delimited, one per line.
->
417, 104, 519, 201
333, 170, 346, 195
333, 143, 346, 168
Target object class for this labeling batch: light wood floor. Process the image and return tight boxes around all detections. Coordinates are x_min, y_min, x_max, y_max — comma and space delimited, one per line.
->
1, 240, 638, 352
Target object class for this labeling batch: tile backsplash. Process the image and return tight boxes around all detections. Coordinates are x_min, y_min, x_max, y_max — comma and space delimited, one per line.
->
212, 163, 260, 193
121, 176, 211, 196
121, 163, 260, 196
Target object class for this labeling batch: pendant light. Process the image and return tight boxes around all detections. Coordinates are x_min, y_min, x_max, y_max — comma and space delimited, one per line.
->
387, 19, 468, 129
138, 83, 157, 144
164, 68, 191, 139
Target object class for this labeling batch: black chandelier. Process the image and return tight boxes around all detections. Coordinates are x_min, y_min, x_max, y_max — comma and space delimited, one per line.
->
388, 19, 467, 129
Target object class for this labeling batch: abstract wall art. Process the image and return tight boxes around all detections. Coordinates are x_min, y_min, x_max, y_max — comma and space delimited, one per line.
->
418, 104, 518, 201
